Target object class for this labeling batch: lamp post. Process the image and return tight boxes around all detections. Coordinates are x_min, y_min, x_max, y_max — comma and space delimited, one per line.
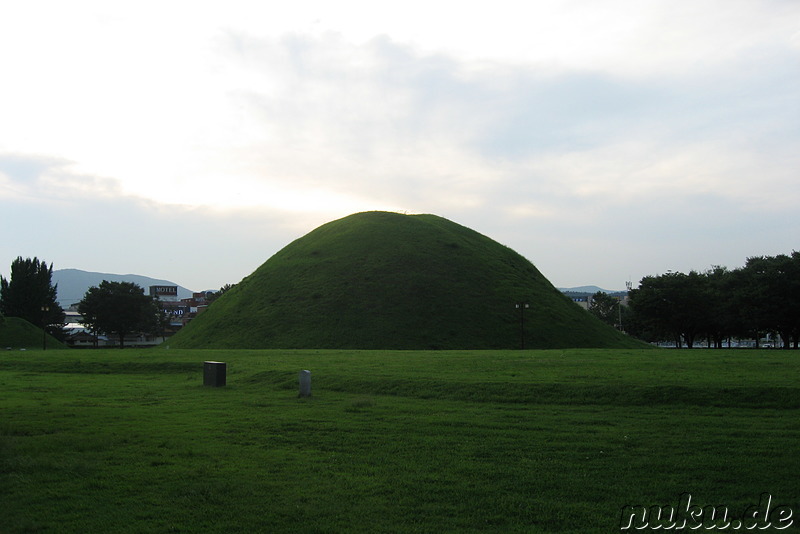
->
618, 280, 632, 332
41, 305, 49, 351
515, 302, 530, 350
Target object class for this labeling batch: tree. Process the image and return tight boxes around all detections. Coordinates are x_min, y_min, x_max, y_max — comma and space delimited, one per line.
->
588, 291, 621, 328
738, 254, 799, 348
787, 251, 800, 348
625, 252, 800, 349
704, 266, 737, 348
206, 283, 235, 305
628, 271, 711, 348
628, 274, 679, 346
77, 281, 161, 348
0, 257, 64, 337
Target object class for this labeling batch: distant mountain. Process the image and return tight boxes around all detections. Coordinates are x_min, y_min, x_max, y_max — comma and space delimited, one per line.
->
559, 285, 610, 294
558, 286, 628, 299
53, 269, 194, 306
559, 286, 628, 297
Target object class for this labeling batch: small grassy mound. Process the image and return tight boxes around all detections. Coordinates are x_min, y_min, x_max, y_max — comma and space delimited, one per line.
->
169, 211, 646, 349
0, 316, 67, 350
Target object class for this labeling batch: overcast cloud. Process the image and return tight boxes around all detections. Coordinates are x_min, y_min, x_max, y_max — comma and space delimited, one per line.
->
1, 1, 798, 292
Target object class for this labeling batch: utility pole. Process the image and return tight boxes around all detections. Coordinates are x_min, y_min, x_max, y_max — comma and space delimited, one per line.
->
515, 302, 530, 350
41, 306, 49, 350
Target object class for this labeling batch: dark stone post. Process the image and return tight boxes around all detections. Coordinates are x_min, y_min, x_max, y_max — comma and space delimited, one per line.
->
204, 361, 226, 387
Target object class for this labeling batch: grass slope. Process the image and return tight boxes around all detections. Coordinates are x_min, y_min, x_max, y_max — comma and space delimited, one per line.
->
1, 348, 798, 533
170, 211, 644, 349
0, 317, 67, 350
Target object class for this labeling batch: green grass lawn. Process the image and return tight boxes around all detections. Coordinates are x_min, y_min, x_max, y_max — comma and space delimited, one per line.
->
1, 348, 798, 533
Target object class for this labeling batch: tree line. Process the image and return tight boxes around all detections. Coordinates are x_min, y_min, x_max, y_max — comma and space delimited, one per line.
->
1, 256, 236, 349
0, 257, 162, 348
0, 257, 65, 338
589, 252, 800, 348
4, 254, 797, 350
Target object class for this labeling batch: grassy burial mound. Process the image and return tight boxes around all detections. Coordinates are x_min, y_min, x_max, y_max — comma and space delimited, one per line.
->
0, 317, 67, 350
170, 211, 643, 349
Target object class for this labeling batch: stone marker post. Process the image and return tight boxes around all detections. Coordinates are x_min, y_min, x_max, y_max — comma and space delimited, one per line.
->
299, 370, 312, 397
204, 361, 227, 387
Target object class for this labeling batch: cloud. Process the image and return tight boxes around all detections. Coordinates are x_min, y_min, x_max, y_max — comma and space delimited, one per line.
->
1, 1, 798, 291
0, 153, 317, 291
216, 31, 799, 214
0, 153, 124, 204
0, 177, 309, 293
0, 154, 67, 184
3, 4, 796, 216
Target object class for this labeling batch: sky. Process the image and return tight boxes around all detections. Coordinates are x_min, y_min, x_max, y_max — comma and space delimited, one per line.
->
1, 0, 798, 293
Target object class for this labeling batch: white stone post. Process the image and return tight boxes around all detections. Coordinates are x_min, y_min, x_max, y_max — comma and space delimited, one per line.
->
299, 370, 312, 397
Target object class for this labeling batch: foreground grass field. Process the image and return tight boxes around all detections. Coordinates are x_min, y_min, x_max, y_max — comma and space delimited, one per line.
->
1, 348, 798, 533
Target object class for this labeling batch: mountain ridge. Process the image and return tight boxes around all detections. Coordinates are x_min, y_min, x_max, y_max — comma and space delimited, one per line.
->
52, 269, 194, 306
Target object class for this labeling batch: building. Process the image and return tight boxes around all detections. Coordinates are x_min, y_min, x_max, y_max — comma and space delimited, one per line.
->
59, 286, 217, 346
151, 286, 217, 336
149, 285, 179, 302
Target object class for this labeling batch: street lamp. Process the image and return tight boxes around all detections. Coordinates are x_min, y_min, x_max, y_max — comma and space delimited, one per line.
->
515, 302, 530, 350
41, 306, 49, 351
618, 280, 632, 332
